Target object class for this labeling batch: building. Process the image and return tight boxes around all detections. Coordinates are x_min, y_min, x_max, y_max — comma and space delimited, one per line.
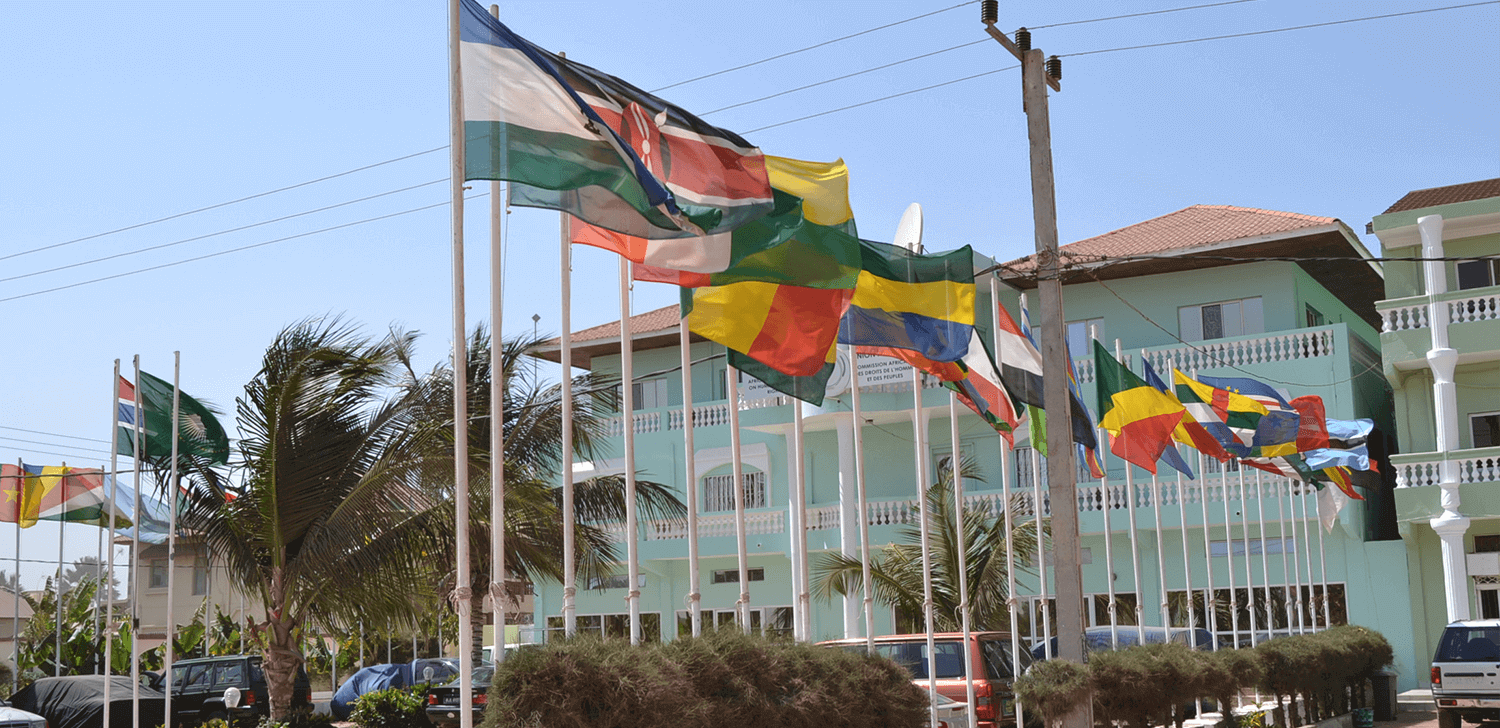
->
123, 535, 263, 652
529, 202, 1427, 684
1373, 178, 1500, 668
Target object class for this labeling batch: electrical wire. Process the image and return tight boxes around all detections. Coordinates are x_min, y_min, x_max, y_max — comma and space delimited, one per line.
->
0, 146, 446, 264
1, 180, 444, 284
0, 426, 109, 444
0, 437, 113, 456
1029, 0, 1260, 29
745, 65, 1019, 134
649, 1, 974, 93
1060, 1, 1500, 58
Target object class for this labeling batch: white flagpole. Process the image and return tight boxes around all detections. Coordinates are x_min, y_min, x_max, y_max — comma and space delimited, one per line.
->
559, 212, 576, 639
446, 1, 473, 722
619, 260, 641, 644
949, 394, 977, 728
486, 5, 507, 662
1151, 471, 1170, 636
131, 355, 143, 728
1297, 484, 1316, 629
1314, 486, 1332, 628
912, 366, 937, 728
1277, 475, 1301, 635
1253, 469, 1274, 638
1096, 329, 1117, 649
1188, 379, 1218, 646
1290, 480, 1309, 633
1113, 340, 1144, 644
725, 365, 750, 633
11, 461, 18, 696
1221, 455, 1239, 650
164, 352, 182, 728
1175, 452, 1197, 649
1031, 447, 1051, 658
785, 406, 801, 639
104, 361, 120, 726
792, 400, 811, 641
680, 315, 701, 637
990, 280, 1024, 725
1237, 464, 1260, 649
55, 484, 64, 677
850, 356, 874, 651
95, 494, 104, 673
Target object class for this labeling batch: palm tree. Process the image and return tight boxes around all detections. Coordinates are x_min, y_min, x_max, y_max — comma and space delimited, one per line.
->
187, 317, 446, 719
404, 326, 686, 662
811, 457, 1046, 633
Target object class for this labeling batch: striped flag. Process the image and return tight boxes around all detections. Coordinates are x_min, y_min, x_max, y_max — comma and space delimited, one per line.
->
1172, 370, 1267, 459
1198, 375, 1299, 458
861, 331, 1020, 443
1092, 342, 1186, 475
993, 301, 1043, 411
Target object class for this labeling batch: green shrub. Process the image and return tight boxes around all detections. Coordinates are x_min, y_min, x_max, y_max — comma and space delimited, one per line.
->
201, 720, 232, 728
1014, 658, 1089, 727
350, 685, 428, 728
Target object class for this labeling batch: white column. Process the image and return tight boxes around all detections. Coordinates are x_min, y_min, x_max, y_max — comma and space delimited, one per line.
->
836, 416, 859, 638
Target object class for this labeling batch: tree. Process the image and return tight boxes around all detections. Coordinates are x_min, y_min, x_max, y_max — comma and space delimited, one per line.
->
810, 456, 1045, 632
60, 556, 119, 600
187, 318, 446, 719
404, 326, 686, 663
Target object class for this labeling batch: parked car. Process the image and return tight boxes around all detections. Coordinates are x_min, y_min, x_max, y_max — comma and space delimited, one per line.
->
1432, 619, 1500, 728
425, 665, 494, 728
164, 654, 312, 725
819, 632, 1031, 728
10, 675, 165, 728
0, 701, 48, 728
333, 658, 462, 719
1029, 625, 1216, 661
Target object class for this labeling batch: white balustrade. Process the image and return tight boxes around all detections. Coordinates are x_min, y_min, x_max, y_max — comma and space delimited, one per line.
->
1451, 292, 1500, 324
1396, 452, 1500, 487
604, 411, 663, 436
667, 403, 732, 430
1143, 329, 1335, 373
1381, 302, 1430, 332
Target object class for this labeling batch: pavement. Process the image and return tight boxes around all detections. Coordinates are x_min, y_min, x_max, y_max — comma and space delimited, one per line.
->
1387, 690, 1438, 728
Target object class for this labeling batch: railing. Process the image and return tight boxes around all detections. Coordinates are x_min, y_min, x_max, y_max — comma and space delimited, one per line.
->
1451, 291, 1500, 324
1380, 299, 1429, 332
1393, 448, 1500, 487
667, 403, 732, 430
604, 411, 663, 437
1379, 290, 1500, 331
1142, 329, 1336, 373
649, 510, 785, 540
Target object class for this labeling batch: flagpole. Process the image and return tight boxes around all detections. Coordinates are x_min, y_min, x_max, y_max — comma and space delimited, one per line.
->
1221, 456, 1239, 652
619, 259, 641, 645
1000, 441, 1024, 728
1095, 329, 1117, 649
95, 494, 104, 673
850, 356, 874, 652
131, 355, 143, 728
161, 353, 181, 727
1031, 447, 1051, 659
1113, 341, 1144, 644
1237, 464, 1260, 650
487, 5, 507, 664
11, 460, 18, 695
792, 400, 811, 641
679, 314, 701, 637
1277, 474, 1302, 635
446, 1, 474, 723
1314, 487, 1331, 629
786, 400, 804, 638
1174, 452, 1197, 649
949, 394, 977, 728
1151, 471, 1170, 636
725, 365, 750, 633
559, 212, 576, 639
56, 487, 64, 677
1254, 469, 1274, 638
912, 365, 937, 728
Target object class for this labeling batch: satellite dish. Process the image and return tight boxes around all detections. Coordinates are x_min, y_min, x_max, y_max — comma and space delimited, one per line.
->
222, 686, 241, 709
893, 203, 923, 254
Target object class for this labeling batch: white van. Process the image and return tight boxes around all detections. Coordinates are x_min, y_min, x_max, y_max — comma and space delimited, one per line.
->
479, 643, 529, 663
1432, 620, 1500, 728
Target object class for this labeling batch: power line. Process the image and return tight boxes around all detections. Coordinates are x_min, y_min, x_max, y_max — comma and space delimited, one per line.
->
0, 426, 109, 444
0, 437, 112, 456
1060, 1, 1500, 58
1029, 0, 1260, 29
649, 1, 974, 93
1, 180, 444, 284
745, 65, 1019, 134
0, 146, 446, 264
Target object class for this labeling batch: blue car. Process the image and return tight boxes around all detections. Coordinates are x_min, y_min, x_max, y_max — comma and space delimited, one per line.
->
1030, 626, 1216, 661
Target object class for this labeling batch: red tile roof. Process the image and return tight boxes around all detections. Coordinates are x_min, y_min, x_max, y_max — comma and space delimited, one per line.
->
564, 304, 681, 344
1382, 178, 1500, 214
533, 304, 692, 367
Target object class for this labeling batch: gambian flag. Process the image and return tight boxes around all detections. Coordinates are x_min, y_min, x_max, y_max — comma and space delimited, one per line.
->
1092, 341, 1186, 474
862, 332, 1019, 443
459, 0, 772, 238
838, 241, 975, 363
1173, 370, 1265, 460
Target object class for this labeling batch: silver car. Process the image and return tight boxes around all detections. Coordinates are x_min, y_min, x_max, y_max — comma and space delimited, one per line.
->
1432, 619, 1500, 728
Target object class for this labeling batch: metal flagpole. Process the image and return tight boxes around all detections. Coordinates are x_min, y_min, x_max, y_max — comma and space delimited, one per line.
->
786, 401, 804, 638
949, 395, 977, 728
1292, 481, 1310, 633
11, 460, 18, 696
131, 355, 143, 728
1151, 472, 1170, 636
559, 212, 577, 639
792, 400, 812, 640
164, 352, 182, 728
1302, 484, 1320, 630
1221, 456, 1239, 651
1175, 452, 1197, 649
446, 2, 474, 722
56, 488, 64, 678
1113, 341, 1144, 644
95, 493, 104, 673
1237, 464, 1259, 649
850, 358, 875, 651
680, 314, 701, 637
1032, 447, 1051, 658
1096, 329, 1117, 650
1314, 486, 1332, 628
1253, 469, 1275, 637
1277, 476, 1301, 635
619, 260, 641, 644
912, 367, 937, 728
725, 365, 750, 633
1000, 442, 1024, 728
486, 9, 507, 663
104, 360, 121, 727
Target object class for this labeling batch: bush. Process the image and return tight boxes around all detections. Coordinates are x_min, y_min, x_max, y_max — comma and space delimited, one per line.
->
1013, 658, 1089, 727
480, 631, 927, 728
258, 708, 341, 728
350, 685, 428, 728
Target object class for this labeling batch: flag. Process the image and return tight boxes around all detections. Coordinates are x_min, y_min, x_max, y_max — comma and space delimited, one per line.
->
0, 464, 25, 523
993, 301, 1043, 410
35, 467, 118, 526
729, 349, 837, 407
1092, 342, 1186, 475
115, 372, 231, 465
1326, 418, 1375, 450
17, 463, 65, 528
682, 281, 852, 379
837, 241, 975, 363
1172, 370, 1263, 460
1316, 465, 1364, 502
1302, 445, 1372, 472
1065, 348, 1106, 479
459, 0, 772, 238
1197, 375, 1299, 458
1290, 396, 1330, 452
1013, 303, 1101, 476
108, 477, 172, 545
861, 332, 1019, 442
1140, 360, 1195, 479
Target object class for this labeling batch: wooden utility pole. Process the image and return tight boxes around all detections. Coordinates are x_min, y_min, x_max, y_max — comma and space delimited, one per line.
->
982, 5, 1091, 727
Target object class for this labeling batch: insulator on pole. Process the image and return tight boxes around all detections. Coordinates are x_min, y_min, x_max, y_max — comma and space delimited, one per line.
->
1046, 55, 1062, 81
1016, 27, 1032, 52
981, 0, 998, 25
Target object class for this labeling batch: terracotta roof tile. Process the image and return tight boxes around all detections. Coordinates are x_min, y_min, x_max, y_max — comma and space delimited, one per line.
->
1382, 178, 1500, 214
1004, 204, 1337, 271
555, 303, 680, 345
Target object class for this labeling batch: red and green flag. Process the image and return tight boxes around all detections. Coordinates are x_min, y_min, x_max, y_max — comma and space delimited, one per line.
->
1093, 341, 1186, 474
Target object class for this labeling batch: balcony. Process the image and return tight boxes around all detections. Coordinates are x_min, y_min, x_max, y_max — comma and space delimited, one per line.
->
1392, 447, 1500, 488
1378, 288, 1500, 371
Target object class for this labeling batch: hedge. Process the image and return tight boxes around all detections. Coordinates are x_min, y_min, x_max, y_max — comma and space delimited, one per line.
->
1014, 625, 1393, 727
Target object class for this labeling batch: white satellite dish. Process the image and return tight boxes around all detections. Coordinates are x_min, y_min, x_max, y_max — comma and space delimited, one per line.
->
893, 203, 923, 254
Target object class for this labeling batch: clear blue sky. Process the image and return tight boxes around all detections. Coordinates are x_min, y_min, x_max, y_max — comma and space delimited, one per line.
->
1, 0, 1496, 588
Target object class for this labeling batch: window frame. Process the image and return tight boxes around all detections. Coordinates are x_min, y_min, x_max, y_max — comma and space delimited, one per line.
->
702, 470, 768, 513
1456, 258, 1500, 291
1179, 296, 1264, 342
148, 559, 168, 590
1471, 411, 1500, 449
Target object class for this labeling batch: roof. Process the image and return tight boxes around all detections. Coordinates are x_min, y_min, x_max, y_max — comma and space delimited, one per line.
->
999, 204, 1383, 329
533, 304, 703, 368
1382, 178, 1500, 214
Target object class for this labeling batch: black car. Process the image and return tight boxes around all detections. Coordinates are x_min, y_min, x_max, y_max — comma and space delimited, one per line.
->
425, 665, 493, 728
164, 655, 312, 725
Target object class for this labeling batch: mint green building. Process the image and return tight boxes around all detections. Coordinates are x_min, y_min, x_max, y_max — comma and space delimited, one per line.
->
1373, 179, 1500, 679
530, 200, 1433, 687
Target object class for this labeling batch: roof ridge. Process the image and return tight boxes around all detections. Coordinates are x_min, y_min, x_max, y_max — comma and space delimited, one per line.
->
1190, 204, 1335, 223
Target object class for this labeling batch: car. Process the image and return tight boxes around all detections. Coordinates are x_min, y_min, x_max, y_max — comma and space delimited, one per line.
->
819, 632, 1032, 728
10, 675, 165, 728
164, 654, 312, 725
1029, 625, 1217, 661
1431, 619, 1500, 728
425, 665, 494, 728
0, 701, 49, 728
332, 659, 463, 719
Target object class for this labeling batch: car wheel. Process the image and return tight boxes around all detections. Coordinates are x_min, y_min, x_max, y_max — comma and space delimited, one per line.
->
1437, 708, 1461, 728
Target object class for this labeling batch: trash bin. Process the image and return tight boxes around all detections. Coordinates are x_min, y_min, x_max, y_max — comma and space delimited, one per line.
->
1371, 670, 1399, 720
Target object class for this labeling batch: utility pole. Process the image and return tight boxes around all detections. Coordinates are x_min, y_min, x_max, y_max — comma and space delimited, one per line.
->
981, 4, 1090, 727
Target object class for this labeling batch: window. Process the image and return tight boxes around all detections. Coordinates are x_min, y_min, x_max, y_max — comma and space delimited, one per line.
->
1473, 412, 1500, 449
1179, 297, 1264, 342
702, 471, 767, 512
214, 662, 244, 686
1305, 305, 1326, 327
587, 574, 645, 590
1203, 458, 1242, 475
1066, 318, 1104, 357
1477, 535, 1500, 553
149, 559, 167, 589
192, 552, 209, 596
1457, 258, 1500, 290
711, 567, 765, 584
547, 613, 661, 643
632, 379, 669, 410
1209, 537, 1295, 557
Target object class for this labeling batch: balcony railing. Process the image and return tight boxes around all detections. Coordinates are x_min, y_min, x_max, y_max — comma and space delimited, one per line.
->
1393, 448, 1500, 487
1379, 290, 1500, 332
1070, 330, 1337, 384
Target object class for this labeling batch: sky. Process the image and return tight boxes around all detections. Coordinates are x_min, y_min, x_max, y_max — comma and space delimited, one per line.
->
1, 0, 1497, 589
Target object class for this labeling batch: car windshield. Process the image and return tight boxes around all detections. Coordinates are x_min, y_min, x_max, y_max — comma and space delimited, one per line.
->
1437, 626, 1500, 662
